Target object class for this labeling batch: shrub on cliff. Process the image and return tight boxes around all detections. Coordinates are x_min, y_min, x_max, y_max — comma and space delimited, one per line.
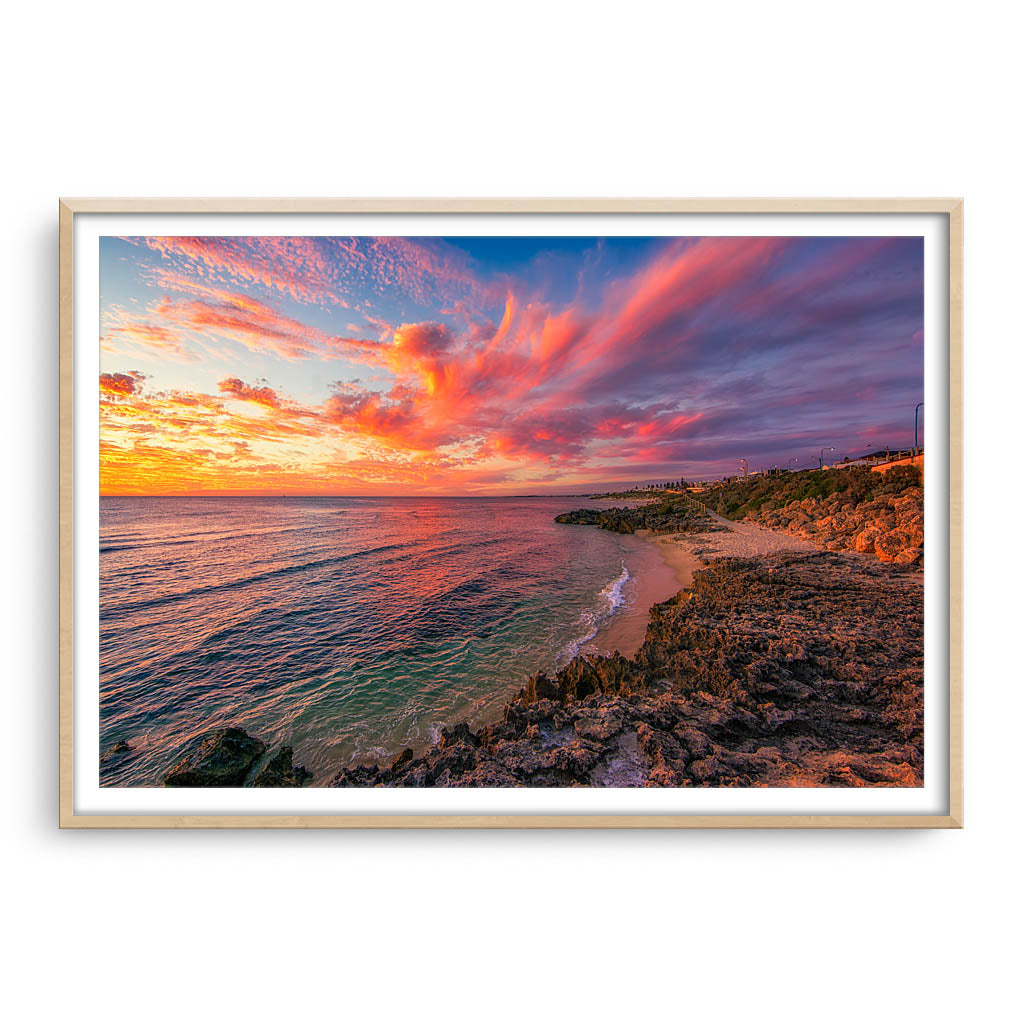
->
710, 465, 921, 520
737, 467, 923, 565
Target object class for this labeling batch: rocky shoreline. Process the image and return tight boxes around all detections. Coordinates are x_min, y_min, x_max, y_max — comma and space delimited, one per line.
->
148, 489, 924, 788
105, 729, 315, 788
555, 501, 727, 536
332, 548, 923, 788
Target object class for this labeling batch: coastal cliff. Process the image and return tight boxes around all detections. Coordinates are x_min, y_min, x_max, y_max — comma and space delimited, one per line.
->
743, 485, 923, 563
708, 465, 924, 564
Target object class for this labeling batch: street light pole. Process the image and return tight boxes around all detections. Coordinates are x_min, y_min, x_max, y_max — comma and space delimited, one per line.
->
819, 446, 835, 470
914, 402, 924, 455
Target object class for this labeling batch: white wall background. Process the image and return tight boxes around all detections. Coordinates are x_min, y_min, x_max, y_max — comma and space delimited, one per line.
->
4, 2, 1019, 1021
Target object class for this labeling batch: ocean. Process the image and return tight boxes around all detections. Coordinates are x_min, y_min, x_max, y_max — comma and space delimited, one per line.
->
98, 495, 679, 786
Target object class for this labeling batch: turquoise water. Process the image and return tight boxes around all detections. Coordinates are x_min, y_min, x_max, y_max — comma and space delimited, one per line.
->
99, 495, 667, 786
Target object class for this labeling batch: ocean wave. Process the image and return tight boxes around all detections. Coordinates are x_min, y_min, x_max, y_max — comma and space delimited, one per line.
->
557, 562, 631, 665
99, 496, 642, 785
101, 537, 201, 554
104, 539, 413, 617
558, 613, 600, 664
599, 563, 631, 613
100, 522, 355, 555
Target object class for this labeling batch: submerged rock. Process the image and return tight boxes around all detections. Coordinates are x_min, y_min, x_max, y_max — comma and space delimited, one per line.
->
100, 740, 134, 765
163, 727, 266, 787
251, 746, 313, 788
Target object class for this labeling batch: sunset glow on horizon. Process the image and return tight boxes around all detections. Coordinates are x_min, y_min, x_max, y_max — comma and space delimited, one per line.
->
99, 234, 923, 495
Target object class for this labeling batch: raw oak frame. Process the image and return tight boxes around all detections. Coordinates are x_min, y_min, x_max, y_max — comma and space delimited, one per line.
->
58, 197, 964, 829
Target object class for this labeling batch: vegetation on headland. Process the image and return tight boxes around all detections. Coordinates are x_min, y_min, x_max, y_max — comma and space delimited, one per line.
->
700, 465, 924, 565
591, 481, 688, 500
705, 465, 922, 521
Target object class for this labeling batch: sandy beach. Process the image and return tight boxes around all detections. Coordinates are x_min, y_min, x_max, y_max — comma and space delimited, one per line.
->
529, 502, 817, 670
643, 510, 817, 576
585, 531, 696, 661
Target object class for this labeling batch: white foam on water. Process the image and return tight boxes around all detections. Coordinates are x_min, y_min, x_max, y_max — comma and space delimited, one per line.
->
599, 563, 631, 613
557, 562, 632, 665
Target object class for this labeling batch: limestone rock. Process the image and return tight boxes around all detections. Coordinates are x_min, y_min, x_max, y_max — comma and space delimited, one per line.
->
743, 467, 924, 566
555, 501, 726, 536
439, 722, 480, 748
575, 712, 623, 741
163, 727, 266, 787
251, 745, 312, 787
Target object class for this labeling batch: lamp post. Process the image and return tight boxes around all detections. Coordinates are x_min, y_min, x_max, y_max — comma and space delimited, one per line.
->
914, 402, 924, 455
819, 446, 834, 470
739, 459, 748, 478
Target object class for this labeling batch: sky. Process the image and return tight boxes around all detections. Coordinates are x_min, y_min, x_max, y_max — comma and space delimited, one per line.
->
98, 234, 924, 495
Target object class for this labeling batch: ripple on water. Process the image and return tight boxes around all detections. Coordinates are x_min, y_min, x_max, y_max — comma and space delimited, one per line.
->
99, 496, 666, 785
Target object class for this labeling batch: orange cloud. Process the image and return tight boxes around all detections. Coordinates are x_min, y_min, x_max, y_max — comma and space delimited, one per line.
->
100, 239, 755, 491
217, 376, 285, 409
99, 371, 146, 397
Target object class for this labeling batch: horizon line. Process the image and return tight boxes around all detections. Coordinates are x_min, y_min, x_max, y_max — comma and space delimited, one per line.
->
98, 491, 607, 499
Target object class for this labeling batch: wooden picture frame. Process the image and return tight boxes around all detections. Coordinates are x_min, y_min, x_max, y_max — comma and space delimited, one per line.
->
59, 198, 962, 828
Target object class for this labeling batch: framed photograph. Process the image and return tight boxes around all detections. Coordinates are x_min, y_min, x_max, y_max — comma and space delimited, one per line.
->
59, 198, 962, 828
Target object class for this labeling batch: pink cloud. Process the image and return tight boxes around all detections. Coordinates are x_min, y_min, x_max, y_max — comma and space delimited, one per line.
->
137, 237, 351, 307
104, 284, 386, 365
131, 235, 504, 316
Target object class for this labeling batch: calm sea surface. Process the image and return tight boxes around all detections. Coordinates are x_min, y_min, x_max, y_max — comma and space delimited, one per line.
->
99, 495, 673, 786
